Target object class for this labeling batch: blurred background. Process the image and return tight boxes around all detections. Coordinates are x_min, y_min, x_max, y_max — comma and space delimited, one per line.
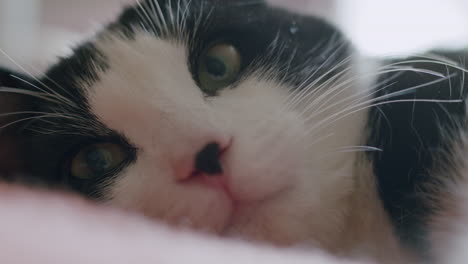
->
1, 0, 467, 72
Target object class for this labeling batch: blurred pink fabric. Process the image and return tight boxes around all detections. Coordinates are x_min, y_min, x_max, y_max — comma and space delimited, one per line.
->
0, 184, 367, 264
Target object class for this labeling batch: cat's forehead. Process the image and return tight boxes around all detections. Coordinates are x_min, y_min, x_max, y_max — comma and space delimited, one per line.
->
39, 0, 346, 108
45, 0, 346, 94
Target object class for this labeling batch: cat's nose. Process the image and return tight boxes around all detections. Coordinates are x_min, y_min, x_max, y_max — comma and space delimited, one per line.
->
195, 142, 223, 175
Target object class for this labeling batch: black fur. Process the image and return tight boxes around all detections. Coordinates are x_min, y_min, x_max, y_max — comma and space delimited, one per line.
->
367, 51, 468, 253
0, 67, 35, 178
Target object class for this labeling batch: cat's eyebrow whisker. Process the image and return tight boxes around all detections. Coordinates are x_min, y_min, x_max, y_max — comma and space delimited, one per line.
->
136, 0, 159, 34
180, 0, 195, 44
0, 111, 57, 118
0, 48, 78, 109
143, 0, 165, 36
152, 0, 170, 37
11, 59, 77, 101
167, 0, 175, 33
38, 74, 77, 102
0, 113, 78, 130
9, 75, 78, 109
0, 86, 68, 105
175, 0, 185, 40
190, 0, 203, 42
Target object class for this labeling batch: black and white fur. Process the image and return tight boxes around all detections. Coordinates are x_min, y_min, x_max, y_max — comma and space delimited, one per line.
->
0, 0, 467, 263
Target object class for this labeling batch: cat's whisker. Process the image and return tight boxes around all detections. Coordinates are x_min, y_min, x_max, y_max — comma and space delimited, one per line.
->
300, 66, 427, 120
0, 48, 77, 109
182, 0, 197, 45
334, 146, 383, 153
300, 76, 400, 124
0, 114, 75, 130
190, 0, 204, 44
307, 98, 462, 139
303, 70, 458, 131
249, 54, 465, 166
297, 64, 449, 121
282, 39, 340, 103
388, 59, 468, 74
166, 0, 175, 33
8, 75, 77, 108
298, 65, 460, 136
176, 0, 185, 40
302, 132, 335, 150
294, 65, 353, 117
153, 0, 169, 36
284, 43, 349, 110
145, 0, 167, 37
136, 0, 159, 34
0, 86, 66, 105
285, 55, 352, 112
0, 111, 56, 118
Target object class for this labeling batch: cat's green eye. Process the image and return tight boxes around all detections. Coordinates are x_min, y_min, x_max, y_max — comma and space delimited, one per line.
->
70, 143, 127, 179
198, 43, 241, 95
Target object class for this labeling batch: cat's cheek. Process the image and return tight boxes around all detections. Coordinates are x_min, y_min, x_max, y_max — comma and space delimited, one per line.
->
222, 132, 306, 203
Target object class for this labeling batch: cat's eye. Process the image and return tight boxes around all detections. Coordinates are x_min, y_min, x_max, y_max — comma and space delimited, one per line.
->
70, 143, 127, 179
198, 43, 241, 95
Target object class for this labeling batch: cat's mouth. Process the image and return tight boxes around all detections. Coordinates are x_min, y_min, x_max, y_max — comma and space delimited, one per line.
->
180, 139, 238, 200
170, 136, 296, 239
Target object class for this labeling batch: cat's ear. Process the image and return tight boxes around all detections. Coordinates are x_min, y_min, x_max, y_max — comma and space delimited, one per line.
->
0, 67, 34, 178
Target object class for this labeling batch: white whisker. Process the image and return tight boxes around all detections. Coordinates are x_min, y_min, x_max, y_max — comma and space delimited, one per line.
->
0, 47, 76, 109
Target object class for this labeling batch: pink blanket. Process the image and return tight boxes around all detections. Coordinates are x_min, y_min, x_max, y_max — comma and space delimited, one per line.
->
0, 184, 363, 264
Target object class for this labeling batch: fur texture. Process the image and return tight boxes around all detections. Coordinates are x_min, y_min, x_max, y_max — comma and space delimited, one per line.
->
0, 1, 467, 263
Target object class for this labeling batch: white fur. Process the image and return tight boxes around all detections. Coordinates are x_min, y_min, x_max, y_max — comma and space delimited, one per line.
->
80, 28, 409, 262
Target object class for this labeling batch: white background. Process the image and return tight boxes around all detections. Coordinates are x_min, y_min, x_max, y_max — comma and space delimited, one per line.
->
0, 0, 467, 70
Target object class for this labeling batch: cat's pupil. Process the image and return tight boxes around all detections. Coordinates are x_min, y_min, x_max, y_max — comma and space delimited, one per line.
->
205, 56, 227, 79
86, 148, 112, 173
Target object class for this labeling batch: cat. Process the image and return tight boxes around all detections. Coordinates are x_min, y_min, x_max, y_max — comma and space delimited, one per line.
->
0, 0, 467, 263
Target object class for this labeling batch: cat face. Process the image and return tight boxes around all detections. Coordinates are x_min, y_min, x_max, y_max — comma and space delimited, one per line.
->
3, 0, 372, 248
